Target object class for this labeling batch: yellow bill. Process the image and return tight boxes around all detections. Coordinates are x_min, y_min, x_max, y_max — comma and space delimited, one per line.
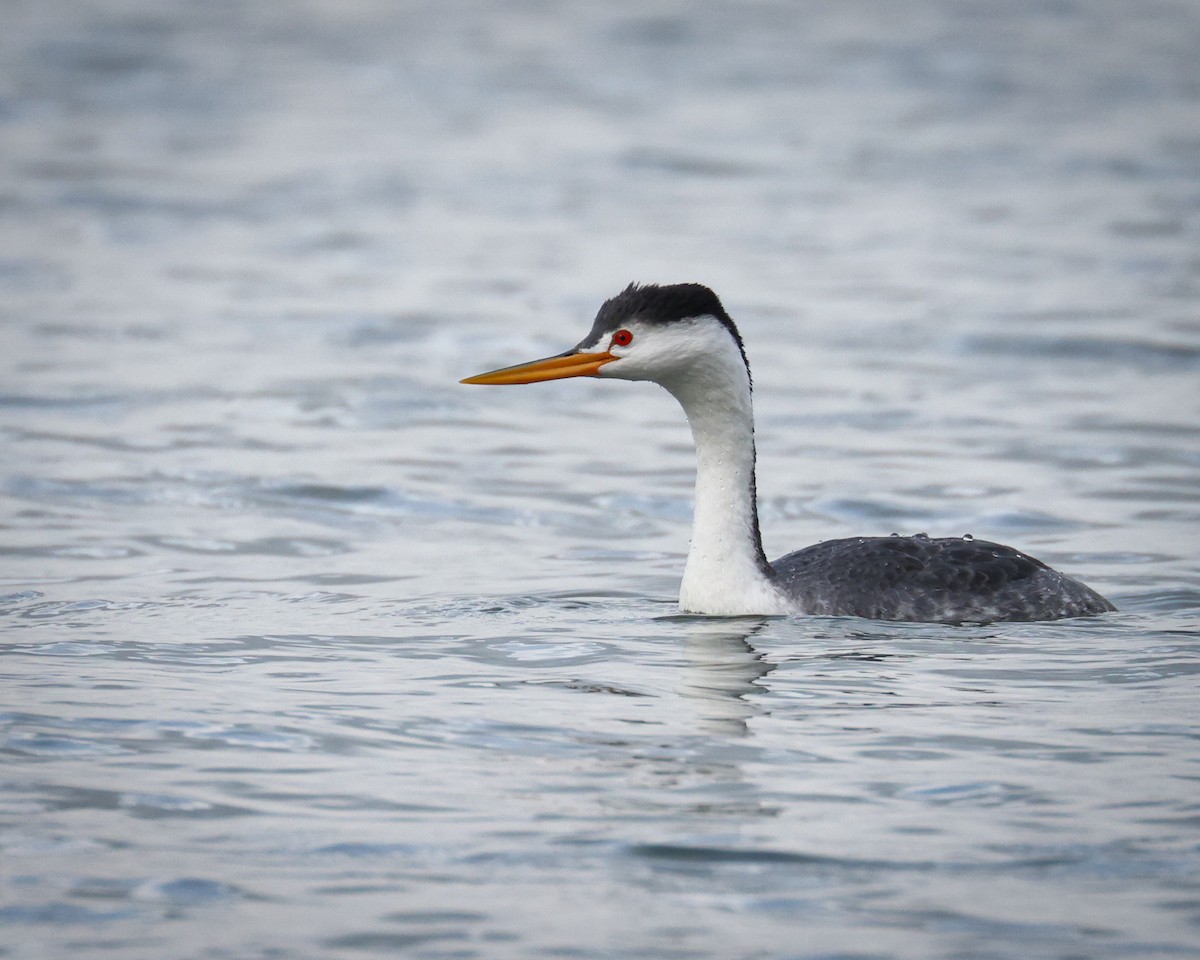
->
461, 350, 616, 385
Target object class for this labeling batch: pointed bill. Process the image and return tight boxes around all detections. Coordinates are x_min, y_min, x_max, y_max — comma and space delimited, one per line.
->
460, 350, 616, 385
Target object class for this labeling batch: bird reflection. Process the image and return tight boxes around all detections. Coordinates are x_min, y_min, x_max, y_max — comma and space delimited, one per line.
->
672, 616, 774, 736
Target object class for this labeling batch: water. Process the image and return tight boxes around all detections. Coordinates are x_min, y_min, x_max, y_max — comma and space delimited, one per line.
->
2, 1, 1199, 957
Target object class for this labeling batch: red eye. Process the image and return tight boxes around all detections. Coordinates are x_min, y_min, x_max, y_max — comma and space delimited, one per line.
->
611, 329, 634, 347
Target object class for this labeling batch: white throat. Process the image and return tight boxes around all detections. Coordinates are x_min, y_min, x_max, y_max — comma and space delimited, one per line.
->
656, 328, 791, 616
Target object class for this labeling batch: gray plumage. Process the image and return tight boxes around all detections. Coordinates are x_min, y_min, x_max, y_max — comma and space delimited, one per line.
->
771, 534, 1115, 624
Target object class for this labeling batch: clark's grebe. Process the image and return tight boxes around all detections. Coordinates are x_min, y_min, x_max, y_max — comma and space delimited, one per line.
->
462, 283, 1114, 623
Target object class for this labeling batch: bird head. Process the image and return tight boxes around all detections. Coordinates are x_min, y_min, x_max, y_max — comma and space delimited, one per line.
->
460, 283, 750, 391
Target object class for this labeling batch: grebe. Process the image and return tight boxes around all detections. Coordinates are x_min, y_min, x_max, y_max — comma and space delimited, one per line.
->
462, 283, 1114, 623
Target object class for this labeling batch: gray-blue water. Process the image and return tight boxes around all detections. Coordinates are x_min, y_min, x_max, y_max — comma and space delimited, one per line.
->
3, 2, 1199, 957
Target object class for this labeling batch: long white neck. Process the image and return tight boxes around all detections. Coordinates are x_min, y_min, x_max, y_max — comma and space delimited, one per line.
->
660, 345, 791, 616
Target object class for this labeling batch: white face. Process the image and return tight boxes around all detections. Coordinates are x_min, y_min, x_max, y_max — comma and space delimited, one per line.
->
591, 315, 747, 391
461, 308, 752, 392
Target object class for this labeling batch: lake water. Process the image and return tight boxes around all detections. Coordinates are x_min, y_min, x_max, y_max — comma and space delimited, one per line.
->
3, 1, 1199, 958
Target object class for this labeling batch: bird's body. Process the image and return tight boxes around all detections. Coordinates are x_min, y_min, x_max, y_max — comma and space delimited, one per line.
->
772, 535, 1110, 623
462, 283, 1114, 624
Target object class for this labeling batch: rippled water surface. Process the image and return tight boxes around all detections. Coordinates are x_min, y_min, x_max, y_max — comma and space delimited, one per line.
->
3, 1, 1200, 958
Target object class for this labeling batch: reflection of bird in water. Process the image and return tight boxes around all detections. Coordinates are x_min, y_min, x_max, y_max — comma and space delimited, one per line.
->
464, 283, 1115, 624
675, 618, 773, 737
